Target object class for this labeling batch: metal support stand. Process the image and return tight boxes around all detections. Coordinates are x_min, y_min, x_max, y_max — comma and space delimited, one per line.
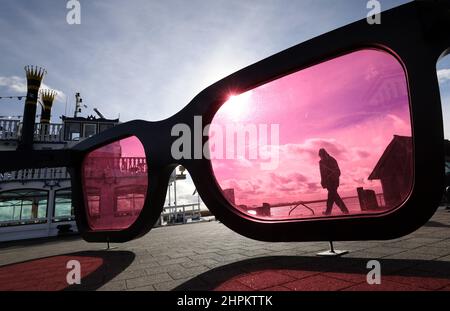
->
316, 241, 349, 257
104, 238, 117, 250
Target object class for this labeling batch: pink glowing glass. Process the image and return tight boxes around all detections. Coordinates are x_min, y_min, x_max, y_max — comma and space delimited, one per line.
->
82, 136, 148, 230
210, 49, 413, 220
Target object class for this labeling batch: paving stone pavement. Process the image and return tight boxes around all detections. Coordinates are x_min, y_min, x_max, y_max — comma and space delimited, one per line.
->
0, 208, 449, 291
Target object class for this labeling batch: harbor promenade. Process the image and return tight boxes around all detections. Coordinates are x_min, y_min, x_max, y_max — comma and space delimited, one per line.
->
0, 207, 449, 291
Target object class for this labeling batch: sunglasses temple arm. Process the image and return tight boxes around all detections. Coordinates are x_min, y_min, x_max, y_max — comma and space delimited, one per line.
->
0, 149, 76, 173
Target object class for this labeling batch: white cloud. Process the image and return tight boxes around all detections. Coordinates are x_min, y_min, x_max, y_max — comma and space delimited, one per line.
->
438, 69, 450, 83
0, 76, 26, 93
0, 76, 66, 102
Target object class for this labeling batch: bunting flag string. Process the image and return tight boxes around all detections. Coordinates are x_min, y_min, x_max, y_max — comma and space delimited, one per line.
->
0, 95, 26, 100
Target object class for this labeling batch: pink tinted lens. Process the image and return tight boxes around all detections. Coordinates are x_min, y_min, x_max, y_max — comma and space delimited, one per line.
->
82, 136, 148, 230
210, 49, 412, 220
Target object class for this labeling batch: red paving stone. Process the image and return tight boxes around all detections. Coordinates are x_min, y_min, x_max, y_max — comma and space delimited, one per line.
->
343, 280, 428, 291
0, 255, 103, 291
261, 286, 291, 291
283, 274, 354, 291
3, 256, 450, 291
276, 269, 320, 280
322, 272, 366, 283
214, 281, 253, 291
235, 270, 296, 290
383, 275, 450, 290
212, 270, 450, 291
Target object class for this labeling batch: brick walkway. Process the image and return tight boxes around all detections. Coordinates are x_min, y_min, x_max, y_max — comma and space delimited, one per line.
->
0, 208, 449, 291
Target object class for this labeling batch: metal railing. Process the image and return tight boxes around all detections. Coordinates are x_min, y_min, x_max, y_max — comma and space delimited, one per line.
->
34, 123, 64, 142
0, 217, 48, 227
83, 157, 147, 178
246, 193, 387, 217
0, 119, 20, 140
0, 216, 76, 227
0, 167, 70, 183
0, 119, 64, 142
160, 203, 202, 225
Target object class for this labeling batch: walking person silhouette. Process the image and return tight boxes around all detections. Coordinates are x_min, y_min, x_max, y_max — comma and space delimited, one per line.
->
319, 148, 349, 215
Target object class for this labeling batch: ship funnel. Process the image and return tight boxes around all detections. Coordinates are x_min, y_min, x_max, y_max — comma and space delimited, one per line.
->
18, 65, 46, 150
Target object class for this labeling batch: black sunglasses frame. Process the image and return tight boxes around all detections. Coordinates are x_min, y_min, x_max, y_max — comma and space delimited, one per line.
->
2, 0, 449, 243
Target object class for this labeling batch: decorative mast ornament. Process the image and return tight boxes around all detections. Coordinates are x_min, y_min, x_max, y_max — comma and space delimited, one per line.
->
18, 65, 47, 150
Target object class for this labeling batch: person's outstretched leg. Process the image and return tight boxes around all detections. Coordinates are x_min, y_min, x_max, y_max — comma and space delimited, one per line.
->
324, 189, 334, 215
335, 191, 349, 214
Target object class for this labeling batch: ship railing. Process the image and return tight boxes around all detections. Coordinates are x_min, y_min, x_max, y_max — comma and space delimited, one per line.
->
0, 167, 71, 182
0, 119, 20, 140
0, 217, 48, 227
0, 216, 76, 227
33, 123, 64, 142
0, 120, 64, 143
0, 157, 148, 182
83, 157, 148, 178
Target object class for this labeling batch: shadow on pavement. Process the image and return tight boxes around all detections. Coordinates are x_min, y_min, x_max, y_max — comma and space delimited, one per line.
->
174, 256, 450, 291
0, 250, 135, 291
424, 221, 450, 228
0, 235, 81, 250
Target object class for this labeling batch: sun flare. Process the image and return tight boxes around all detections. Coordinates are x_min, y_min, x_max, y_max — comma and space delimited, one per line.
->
221, 91, 253, 121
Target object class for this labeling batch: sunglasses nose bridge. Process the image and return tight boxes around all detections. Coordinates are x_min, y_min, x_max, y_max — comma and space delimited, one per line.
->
140, 120, 191, 167
146, 117, 209, 166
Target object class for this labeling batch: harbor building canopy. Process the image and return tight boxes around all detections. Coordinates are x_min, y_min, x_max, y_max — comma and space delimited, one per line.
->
368, 135, 413, 208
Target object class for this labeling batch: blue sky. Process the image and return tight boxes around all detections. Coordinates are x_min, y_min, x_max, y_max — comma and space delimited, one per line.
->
3, 0, 442, 122
1, 0, 447, 127
0, 0, 449, 205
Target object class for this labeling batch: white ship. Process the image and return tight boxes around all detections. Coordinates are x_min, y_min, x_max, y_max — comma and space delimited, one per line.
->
0, 92, 120, 242
0, 66, 202, 242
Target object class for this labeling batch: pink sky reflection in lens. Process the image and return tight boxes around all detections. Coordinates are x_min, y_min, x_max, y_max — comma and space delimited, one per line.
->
210, 49, 412, 220
82, 136, 148, 230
